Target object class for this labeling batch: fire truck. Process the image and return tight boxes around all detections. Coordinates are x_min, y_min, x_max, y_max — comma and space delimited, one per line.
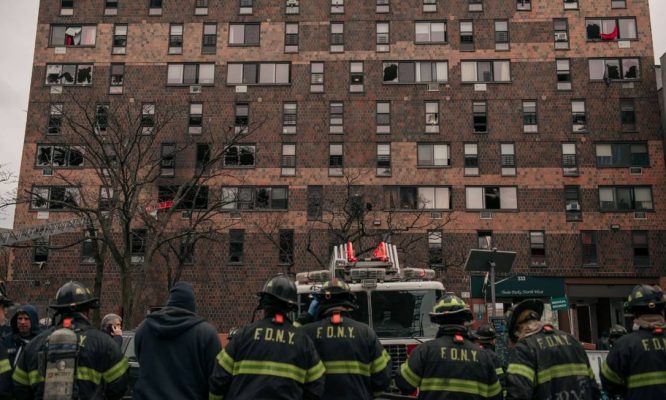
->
296, 242, 445, 393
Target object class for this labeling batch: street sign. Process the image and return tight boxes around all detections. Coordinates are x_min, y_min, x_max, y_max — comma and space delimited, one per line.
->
550, 296, 569, 311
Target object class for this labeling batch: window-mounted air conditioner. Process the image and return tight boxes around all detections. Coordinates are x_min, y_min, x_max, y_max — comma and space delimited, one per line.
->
190, 85, 202, 94
565, 202, 580, 211
554, 32, 568, 42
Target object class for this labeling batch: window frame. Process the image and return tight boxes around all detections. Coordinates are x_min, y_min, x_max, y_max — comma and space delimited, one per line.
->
226, 62, 291, 85
465, 186, 518, 211
228, 23, 261, 47
598, 186, 653, 212
167, 63, 215, 86
460, 60, 512, 83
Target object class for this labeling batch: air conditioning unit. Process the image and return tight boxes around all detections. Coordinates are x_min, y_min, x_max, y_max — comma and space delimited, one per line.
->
190, 85, 202, 94
426, 115, 439, 125
430, 211, 442, 219
634, 211, 647, 219
427, 83, 439, 91
565, 202, 580, 211
554, 32, 568, 42
480, 211, 492, 219
629, 167, 642, 175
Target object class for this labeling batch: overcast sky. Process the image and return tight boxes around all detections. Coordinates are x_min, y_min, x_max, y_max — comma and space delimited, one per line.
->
0, 1, 665, 228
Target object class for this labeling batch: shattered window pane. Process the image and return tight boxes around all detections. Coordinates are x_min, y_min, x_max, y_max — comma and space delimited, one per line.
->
37, 146, 53, 166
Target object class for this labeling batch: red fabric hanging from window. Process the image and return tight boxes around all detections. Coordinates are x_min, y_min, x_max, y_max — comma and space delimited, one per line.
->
601, 24, 618, 41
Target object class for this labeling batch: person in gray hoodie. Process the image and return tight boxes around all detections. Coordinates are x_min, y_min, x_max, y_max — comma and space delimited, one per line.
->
4, 304, 41, 368
133, 282, 221, 400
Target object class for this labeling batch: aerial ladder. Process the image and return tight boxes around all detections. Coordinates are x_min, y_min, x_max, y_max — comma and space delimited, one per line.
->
0, 218, 90, 247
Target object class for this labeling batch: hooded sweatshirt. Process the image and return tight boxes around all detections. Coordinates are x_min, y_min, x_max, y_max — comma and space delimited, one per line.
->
133, 306, 221, 400
4, 304, 41, 367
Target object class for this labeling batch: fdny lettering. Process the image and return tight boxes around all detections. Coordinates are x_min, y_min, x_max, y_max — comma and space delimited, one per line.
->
535, 334, 571, 350
316, 326, 355, 339
253, 328, 295, 345
439, 347, 478, 362
641, 337, 666, 351
79, 335, 87, 348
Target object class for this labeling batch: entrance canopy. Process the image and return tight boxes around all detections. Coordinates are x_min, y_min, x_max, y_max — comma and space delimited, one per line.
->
471, 275, 565, 299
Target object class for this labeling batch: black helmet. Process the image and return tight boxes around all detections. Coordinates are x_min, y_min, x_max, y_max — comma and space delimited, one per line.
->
429, 293, 473, 324
625, 285, 665, 315
609, 324, 627, 338
474, 324, 497, 342
0, 281, 13, 308
49, 281, 99, 312
506, 299, 544, 343
319, 279, 357, 311
258, 274, 297, 308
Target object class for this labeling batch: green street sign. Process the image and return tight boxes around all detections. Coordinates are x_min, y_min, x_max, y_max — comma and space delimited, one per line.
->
550, 296, 569, 311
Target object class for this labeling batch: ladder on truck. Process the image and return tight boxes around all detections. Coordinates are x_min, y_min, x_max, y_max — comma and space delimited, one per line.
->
330, 241, 401, 273
0, 218, 89, 247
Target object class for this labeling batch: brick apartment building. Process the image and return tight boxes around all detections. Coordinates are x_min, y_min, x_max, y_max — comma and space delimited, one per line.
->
8, 0, 666, 345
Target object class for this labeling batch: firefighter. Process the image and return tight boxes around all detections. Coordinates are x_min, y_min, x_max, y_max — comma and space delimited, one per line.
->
0, 282, 14, 399
209, 274, 325, 400
395, 294, 502, 399
505, 299, 599, 400
608, 325, 627, 349
472, 324, 506, 392
12, 281, 129, 400
302, 279, 391, 399
601, 284, 666, 399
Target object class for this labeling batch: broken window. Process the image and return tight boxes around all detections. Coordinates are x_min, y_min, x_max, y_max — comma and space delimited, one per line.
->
95, 104, 109, 134
158, 185, 209, 210
195, 143, 211, 173
34, 238, 50, 263
46, 64, 93, 86
382, 61, 448, 83
36, 145, 84, 168
112, 24, 127, 54
50, 25, 97, 47
586, 18, 636, 41
279, 230, 294, 264
588, 58, 640, 81
202, 23, 217, 54
224, 145, 256, 167
47, 103, 63, 135
141, 103, 155, 132
229, 23, 260, 46
130, 229, 146, 263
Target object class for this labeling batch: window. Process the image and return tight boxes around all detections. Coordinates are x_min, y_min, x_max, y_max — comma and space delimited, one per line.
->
423, 0, 437, 12
34, 238, 49, 263
632, 231, 649, 267
377, 22, 390, 52
610, 100, 634, 134
469, 0, 483, 11
350, 62, 364, 92
586, 18, 636, 41
229, 229, 244, 263
47, 104, 63, 135
50, 25, 97, 48
227, 63, 291, 85
307, 186, 323, 221
222, 187, 288, 210
158, 185, 209, 210
425, 101, 439, 133
329, 144, 344, 176
234, 103, 249, 134
311, 62, 324, 92
31, 187, 81, 210
45, 64, 93, 86
517, 0, 531, 10
565, 185, 581, 221
461, 61, 511, 83
382, 61, 448, 84
418, 144, 450, 167
556, 59, 572, 90
596, 143, 649, 167
612, 0, 626, 8
281, 144, 296, 176
279, 230, 294, 264
554, 19, 569, 49
473, 101, 487, 133
283, 102, 297, 134
202, 23, 217, 54
61, 0, 74, 15
599, 186, 653, 211
195, 144, 210, 174
589, 58, 640, 81
376, 102, 390, 134
141, 103, 155, 134
415, 22, 446, 44
529, 231, 546, 266
581, 231, 597, 265
377, 0, 389, 13
330, 23, 344, 52
95, 103, 109, 134
520, 100, 537, 133
36, 145, 84, 168
330, 102, 344, 134
286, 0, 300, 14
168, 24, 183, 54
81, 231, 95, 264
111, 25, 127, 54
391, 187, 451, 210
464, 143, 479, 176
495, 20, 509, 50
562, 143, 578, 176
428, 230, 443, 266
478, 231, 492, 249
180, 234, 196, 265
465, 187, 518, 210
109, 63, 125, 94
377, 144, 391, 176
167, 63, 215, 85
564, 0, 578, 10
160, 143, 176, 177
189, 103, 203, 134
149, 0, 162, 15
240, 0, 253, 14
229, 23, 260, 46
224, 145, 255, 167
571, 100, 587, 132
460, 21, 474, 51
285, 23, 299, 53
501, 143, 516, 176
331, 0, 344, 13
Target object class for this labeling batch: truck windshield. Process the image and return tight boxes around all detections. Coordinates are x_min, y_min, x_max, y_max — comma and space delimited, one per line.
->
371, 289, 442, 338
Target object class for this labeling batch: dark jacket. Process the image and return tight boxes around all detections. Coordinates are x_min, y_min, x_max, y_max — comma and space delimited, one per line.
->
506, 324, 599, 400
395, 325, 502, 400
209, 314, 325, 400
12, 313, 128, 400
601, 326, 666, 400
478, 344, 506, 394
4, 304, 41, 368
0, 342, 12, 400
133, 306, 221, 400
302, 312, 392, 399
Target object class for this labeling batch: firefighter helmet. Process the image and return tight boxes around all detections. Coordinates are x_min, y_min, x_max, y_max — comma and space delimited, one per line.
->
609, 324, 627, 339
258, 274, 298, 308
429, 293, 473, 324
319, 279, 358, 310
506, 299, 544, 343
49, 281, 99, 312
474, 323, 497, 342
624, 284, 665, 315
0, 281, 13, 308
